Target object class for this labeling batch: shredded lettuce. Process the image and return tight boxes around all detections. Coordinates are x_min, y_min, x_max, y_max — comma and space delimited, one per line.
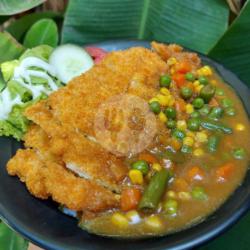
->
0, 44, 62, 140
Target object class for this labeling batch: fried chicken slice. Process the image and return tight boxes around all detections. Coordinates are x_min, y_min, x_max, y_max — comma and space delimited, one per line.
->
7, 149, 119, 212
25, 47, 167, 137
24, 124, 127, 192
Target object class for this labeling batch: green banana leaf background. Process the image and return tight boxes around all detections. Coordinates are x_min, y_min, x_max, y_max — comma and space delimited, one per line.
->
0, 0, 250, 249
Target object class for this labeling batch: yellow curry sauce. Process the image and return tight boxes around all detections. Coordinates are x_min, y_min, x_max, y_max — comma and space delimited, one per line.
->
80, 53, 250, 237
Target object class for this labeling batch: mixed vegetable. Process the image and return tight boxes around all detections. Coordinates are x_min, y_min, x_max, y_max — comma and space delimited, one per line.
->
82, 54, 249, 236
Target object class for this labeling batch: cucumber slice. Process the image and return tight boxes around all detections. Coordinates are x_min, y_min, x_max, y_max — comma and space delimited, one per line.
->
49, 44, 94, 84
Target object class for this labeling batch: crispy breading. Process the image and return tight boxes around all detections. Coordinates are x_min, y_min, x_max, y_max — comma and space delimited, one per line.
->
26, 47, 168, 136
7, 149, 119, 212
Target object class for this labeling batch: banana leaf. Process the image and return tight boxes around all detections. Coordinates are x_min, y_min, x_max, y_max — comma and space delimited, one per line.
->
0, 221, 28, 250
0, 0, 44, 15
209, 0, 250, 86
62, 0, 229, 53
6, 11, 62, 42
23, 18, 59, 48
0, 32, 25, 63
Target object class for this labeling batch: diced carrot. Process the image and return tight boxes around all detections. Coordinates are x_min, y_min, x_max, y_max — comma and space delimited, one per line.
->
216, 162, 234, 181
120, 188, 141, 211
172, 73, 186, 88
138, 152, 157, 164
209, 97, 219, 107
187, 166, 205, 181
176, 61, 192, 74
175, 98, 186, 113
170, 138, 182, 151
172, 178, 189, 192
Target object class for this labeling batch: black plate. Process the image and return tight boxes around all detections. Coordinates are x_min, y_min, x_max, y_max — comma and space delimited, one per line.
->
0, 40, 249, 250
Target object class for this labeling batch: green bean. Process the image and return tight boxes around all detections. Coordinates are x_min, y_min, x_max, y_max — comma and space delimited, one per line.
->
207, 136, 220, 152
139, 169, 171, 211
200, 119, 232, 134
200, 84, 216, 103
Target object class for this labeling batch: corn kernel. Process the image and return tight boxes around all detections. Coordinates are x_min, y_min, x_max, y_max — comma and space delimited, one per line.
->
197, 66, 212, 76
193, 80, 200, 87
186, 131, 195, 138
160, 87, 170, 96
168, 95, 175, 106
196, 132, 208, 143
111, 212, 129, 228
149, 97, 159, 104
177, 120, 187, 131
158, 111, 168, 123
202, 66, 213, 76
152, 163, 162, 171
156, 94, 169, 106
193, 148, 204, 157
145, 215, 163, 229
235, 123, 245, 131
170, 68, 175, 75
195, 85, 203, 93
166, 190, 177, 199
178, 191, 191, 201
126, 210, 141, 224
167, 57, 177, 66
183, 136, 194, 147
129, 169, 143, 184
185, 104, 194, 114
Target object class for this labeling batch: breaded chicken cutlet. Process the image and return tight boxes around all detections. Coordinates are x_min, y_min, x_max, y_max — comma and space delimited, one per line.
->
7, 43, 201, 215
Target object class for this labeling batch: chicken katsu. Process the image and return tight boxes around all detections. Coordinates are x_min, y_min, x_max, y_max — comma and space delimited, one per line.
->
6, 42, 250, 237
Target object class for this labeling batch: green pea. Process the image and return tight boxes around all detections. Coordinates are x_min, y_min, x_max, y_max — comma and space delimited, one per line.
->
198, 76, 209, 85
200, 84, 216, 103
149, 101, 161, 114
180, 87, 193, 99
131, 160, 149, 175
232, 148, 246, 160
190, 111, 200, 118
163, 199, 178, 215
164, 107, 177, 119
221, 98, 233, 108
225, 107, 236, 116
166, 119, 176, 129
192, 98, 204, 109
191, 186, 207, 200
160, 74, 171, 88
181, 144, 192, 154
208, 107, 224, 119
185, 72, 195, 81
199, 104, 211, 116
187, 118, 201, 131
172, 129, 186, 140
216, 88, 225, 96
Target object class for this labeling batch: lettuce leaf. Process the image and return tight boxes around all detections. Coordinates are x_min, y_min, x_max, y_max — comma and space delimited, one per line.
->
1, 59, 19, 82
20, 44, 53, 61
